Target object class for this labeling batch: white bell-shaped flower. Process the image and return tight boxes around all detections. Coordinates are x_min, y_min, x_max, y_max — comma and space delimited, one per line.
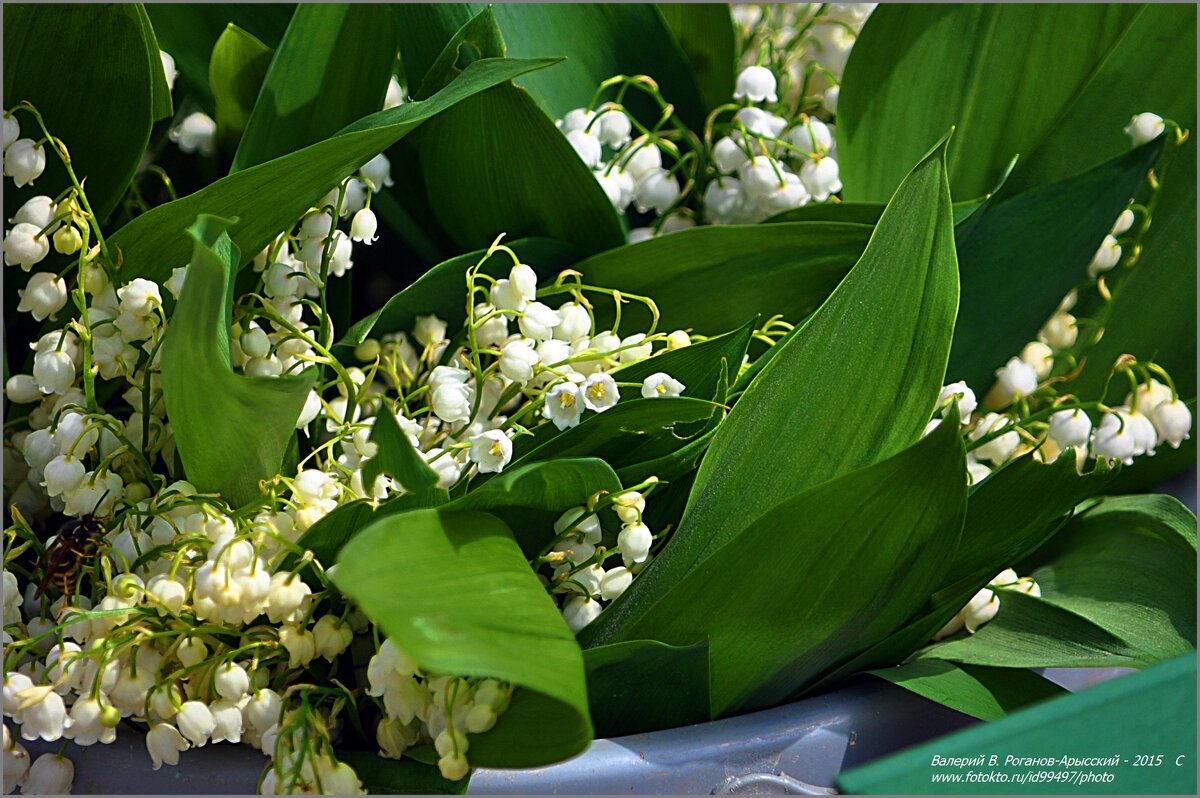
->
170, 113, 216, 157
544, 382, 585, 430
1047, 408, 1092, 450
734, 65, 778, 103
4, 223, 50, 271
469, 430, 512, 474
1091, 412, 1137, 465
4, 139, 46, 187
1087, 235, 1122, 277
799, 157, 842, 201
1124, 112, 1165, 145
1152, 400, 1192, 449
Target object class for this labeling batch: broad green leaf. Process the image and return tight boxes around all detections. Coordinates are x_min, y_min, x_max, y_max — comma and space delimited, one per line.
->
395, 3, 707, 128
603, 136, 959, 618
161, 215, 314, 507
570, 223, 872, 335
208, 24, 273, 153
839, 4, 1172, 200
362, 409, 439, 494
334, 509, 592, 768
4, 3, 167, 222
656, 4, 735, 112
919, 590, 1143, 669
445, 458, 622, 556
584, 410, 967, 717
804, 453, 1117, 696
409, 9, 626, 254
231, 5, 396, 171
336, 239, 584, 350
949, 140, 1163, 392
767, 196, 995, 228
335, 751, 467, 795
1019, 494, 1197, 662
868, 660, 1066, 721
584, 639, 710, 737
106, 56, 561, 286
146, 4, 295, 113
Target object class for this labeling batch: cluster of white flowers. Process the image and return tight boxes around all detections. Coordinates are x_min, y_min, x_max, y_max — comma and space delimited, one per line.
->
704, 80, 842, 224
546, 489, 655, 633
933, 568, 1040, 641
365, 638, 513, 782
556, 104, 691, 241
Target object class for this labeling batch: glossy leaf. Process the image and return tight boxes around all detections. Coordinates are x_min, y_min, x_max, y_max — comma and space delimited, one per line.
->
868, 660, 1066, 721
160, 215, 314, 507
362, 409, 439, 494
4, 4, 168, 222
584, 639, 710, 737
1019, 494, 1197, 662
656, 4, 735, 112
804, 453, 1117, 695
409, 8, 626, 254
919, 590, 1143, 669
584, 411, 967, 717
840, 5, 1148, 200
571, 223, 872, 335
231, 5, 396, 171
333, 509, 592, 768
394, 3, 706, 127
604, 136, 959, 619
949, 139, 1163, 391
146, 4, 294, 112
106, 56, 561, 286
208, 24, 273, 153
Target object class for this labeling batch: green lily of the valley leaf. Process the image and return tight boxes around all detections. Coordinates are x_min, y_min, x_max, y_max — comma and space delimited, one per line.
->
394, 4, 706, 128
4, 3, 170, 223
334, 509, 593, 768
583, 410, 968, 717
571, 222, 872, 335
408, 8, 626, 254
231, 4, 396, 171
586, 136, 959, 644
146, 4, 294, 113
362, 409, 439, 494
1018, 494, 1197, 663
161, 215, 314, 507
584, 638, 710, 737
445, 458, 622, 556
868, 660, 1067, 721
106, 56, 562, 286
838, 4, 1193, 201
208, 24, 273, 153
918, 590, 1143, 669
804, 452, 1117, 696
336, 239, 583, 350
656, 4, 735, 113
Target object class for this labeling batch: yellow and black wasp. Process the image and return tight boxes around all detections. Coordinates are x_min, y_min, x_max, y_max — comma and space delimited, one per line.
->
33, 498, 109, 600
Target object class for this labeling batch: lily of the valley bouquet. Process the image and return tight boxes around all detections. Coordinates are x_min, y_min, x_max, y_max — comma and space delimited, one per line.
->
3, 3, 1196, 794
